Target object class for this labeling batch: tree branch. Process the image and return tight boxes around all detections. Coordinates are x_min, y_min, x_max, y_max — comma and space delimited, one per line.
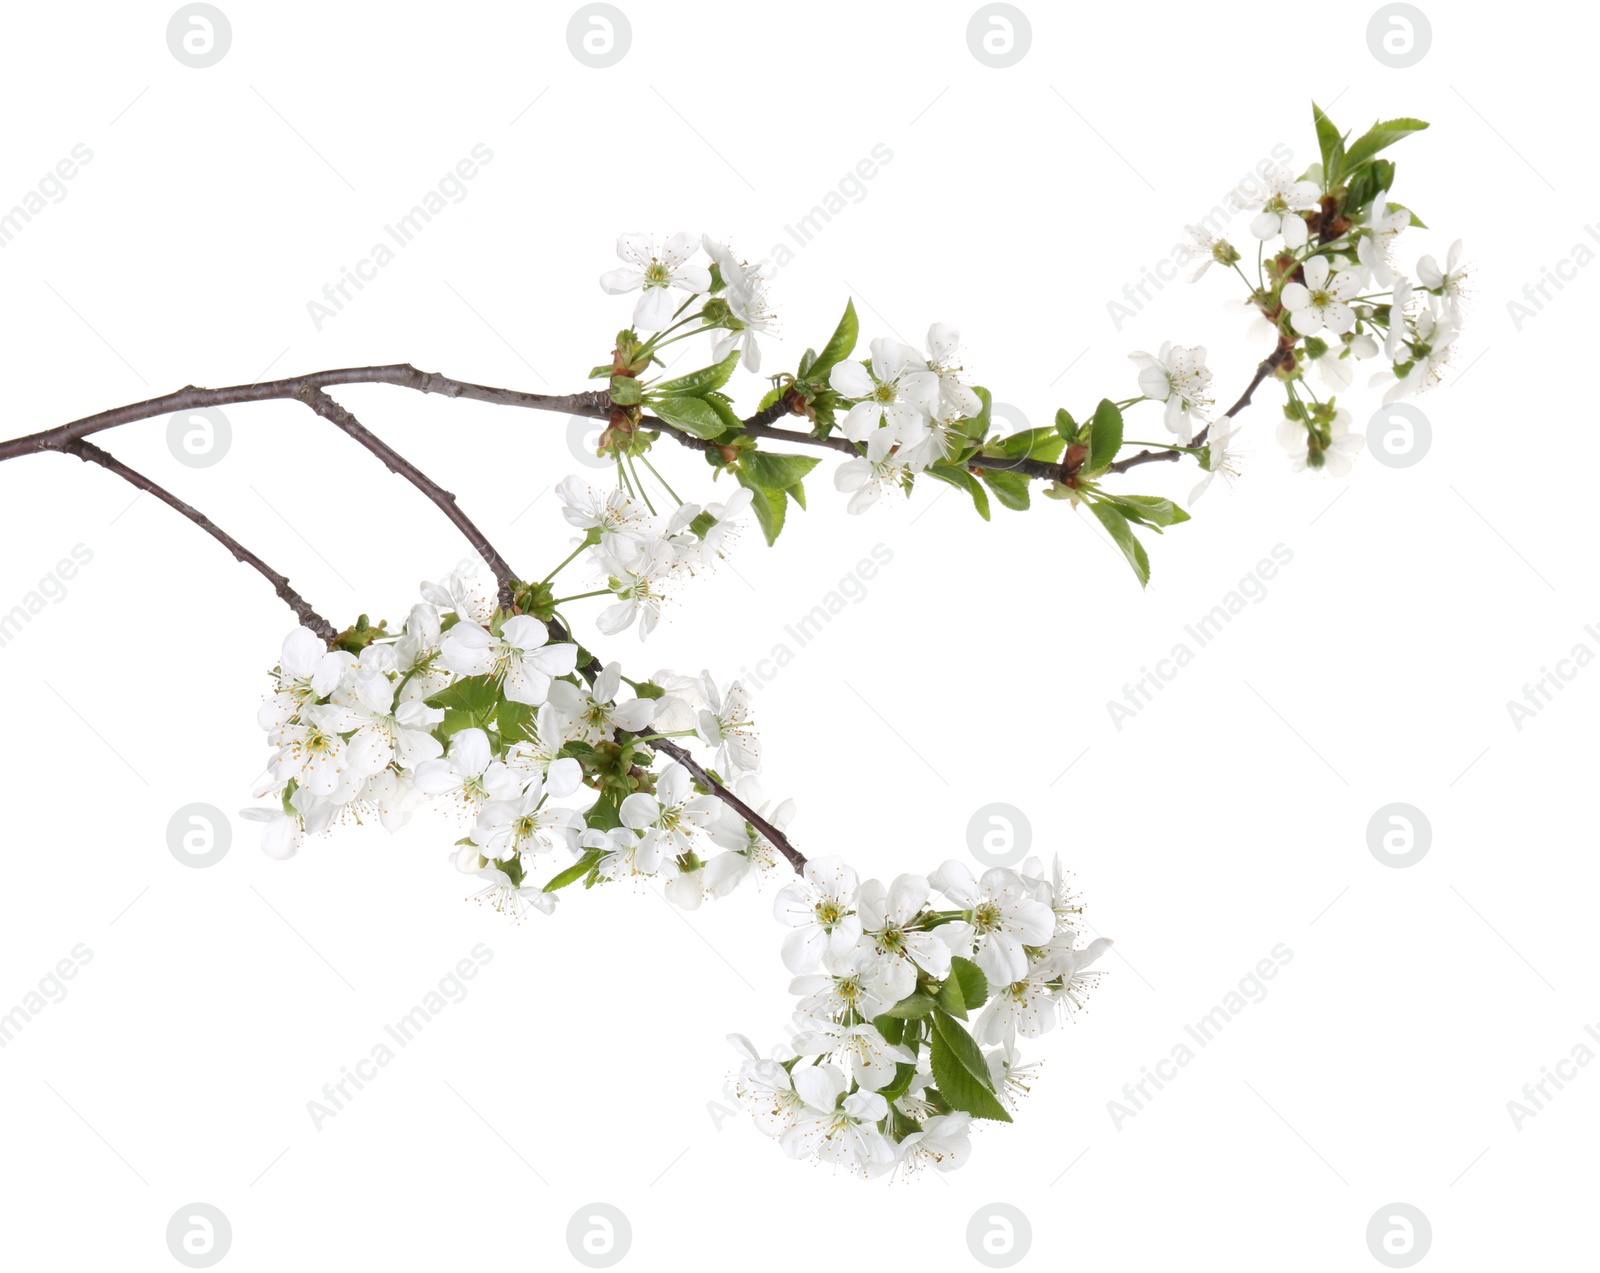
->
60, 439, 337, 641
1193, 344, 1295, 447
651, 738, 807, 874
0, 364, 610, 463
298, 388, 520, 609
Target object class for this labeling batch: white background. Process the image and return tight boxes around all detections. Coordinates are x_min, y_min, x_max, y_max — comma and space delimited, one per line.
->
0, 1, 1590, 1269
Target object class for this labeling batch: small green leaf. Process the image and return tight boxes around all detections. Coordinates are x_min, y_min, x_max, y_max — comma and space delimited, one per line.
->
979, 468, 1031, 512
650, 394, 727, 439
879, 993, 938, 1020
997, 427, 1065, 464
608, 375, 643, 406
873, 1014, 906, 1046
1090, 500, 1151, 587
1054, 406, 1080, 442
948, 956, 989, 1012
543, 848, 604, 892
877, 1061, 919, 1107
425, 675, 498, 718
956, 386, 994, 445
1101, 493, 1191, 530
1087, 398, 1124, 475
585, 789, 623, 831
929, 1010, 1011, 1122
653, 351, 741, 397
738, 451, 821, 492
937, 972, 966, 1018
805, 300, 859, 383
1312, 101, 1345, 186
1343, 117, 1429, 173
925, 463, 991, 521
735, 472, 787, 545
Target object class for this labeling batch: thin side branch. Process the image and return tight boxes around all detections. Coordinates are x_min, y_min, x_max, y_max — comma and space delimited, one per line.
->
299, 389, 520, 609
61, 440, 337, 641
651, 738, 807, 874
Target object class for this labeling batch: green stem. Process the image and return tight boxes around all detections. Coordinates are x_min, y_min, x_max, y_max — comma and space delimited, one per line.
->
540, 540, 592, 586
639, 452, 683, 506
551, 589, 611, 604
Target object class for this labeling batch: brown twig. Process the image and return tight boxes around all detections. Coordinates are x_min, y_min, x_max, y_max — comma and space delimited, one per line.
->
61, 439, 337, 641
299, 389, 520, 610
651, 738, 806, 874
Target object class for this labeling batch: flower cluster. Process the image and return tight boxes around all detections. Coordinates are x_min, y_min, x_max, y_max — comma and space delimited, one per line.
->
729, 856, 1110, 1177
242, 475, 787, 918
1194, 111, 1467, 480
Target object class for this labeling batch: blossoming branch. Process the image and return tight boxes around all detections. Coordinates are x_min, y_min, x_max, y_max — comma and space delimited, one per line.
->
0, 103, 1462, 1178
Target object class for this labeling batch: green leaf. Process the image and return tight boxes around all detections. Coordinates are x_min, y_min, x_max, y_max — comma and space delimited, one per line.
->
956, 385, 994, 445
543, 848, 604, 892
496, 700, 535, 743
653, 351, 741, 397
925, 463, 991, 521
805, 300, 859, 383
1343, 117, 1429, 173
879, 993, 937, 1020
650, 394, 727, 439
735, 472, 787, 545
1087, 398, 1124, 475
1090, 500, 1151, 587
979, 468, 1030, 512
738, 451, 821, 492
1312, 101, 1345, 186
948, 956, 989, 1011
1054, 406, 1080, 442
937, 974, 966, 1018
873, 1014, 906, 1046
425, 675, 498, 718
929, 1010, 1011, 1122
585, 789, 623, 831
1101, 493, 1191, 530
608, 375, 643, 406
877, 1061, 919, 1107
996, 427, 1065, 464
